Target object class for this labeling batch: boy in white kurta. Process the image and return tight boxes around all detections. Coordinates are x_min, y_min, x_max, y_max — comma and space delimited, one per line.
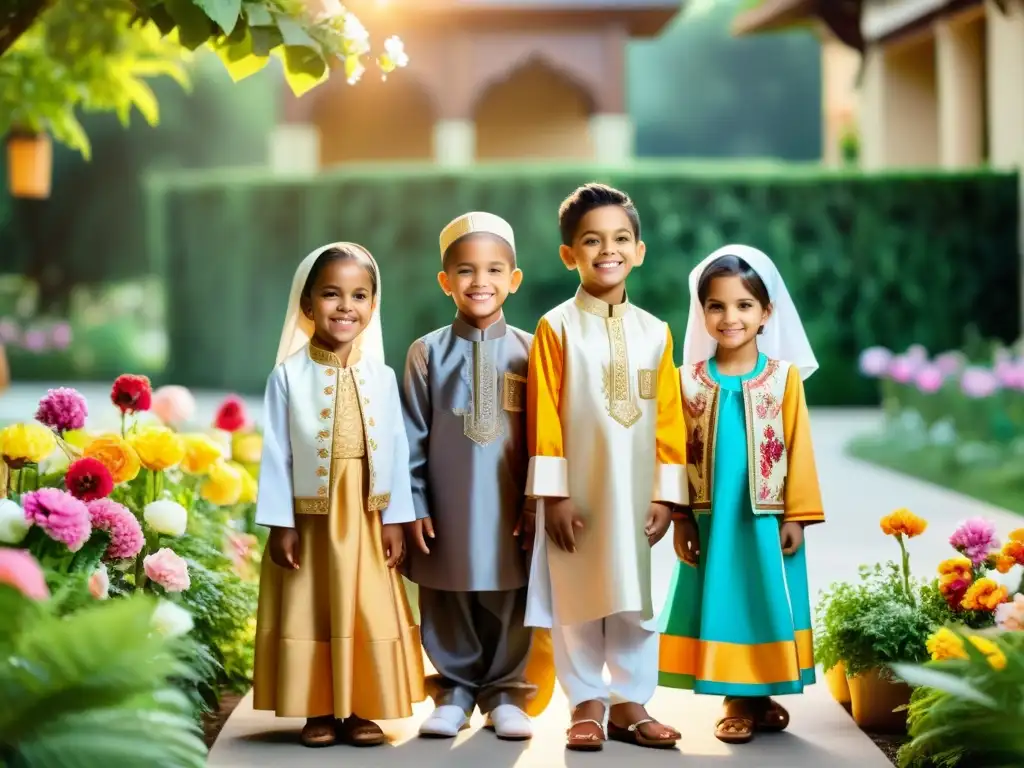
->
525, 184, 689, 751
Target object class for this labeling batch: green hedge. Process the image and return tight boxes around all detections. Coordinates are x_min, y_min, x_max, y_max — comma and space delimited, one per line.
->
146, 162, 1020, 405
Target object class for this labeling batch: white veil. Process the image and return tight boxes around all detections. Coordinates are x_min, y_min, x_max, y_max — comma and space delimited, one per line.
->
682, 244, 818, 380
274, 242, 385, 366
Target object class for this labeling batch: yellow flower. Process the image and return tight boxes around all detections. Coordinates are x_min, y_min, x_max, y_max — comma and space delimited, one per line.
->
229, 461, 258, 504
962, 577, 1009, 611
880, 508, 928, 538
926, 627, 966, 661
83, 434, 141, 484
993, 554, 1016, 574
129, 426, 185, 471
0, 423, 56, 466
200, 460, 243, 506
967, 635, 1007, 670
179, 434, 224, 475
1010, 529, 1024, 543
231, 432, 263, 465
62, 429, 93, 451
938, 556, 973, 581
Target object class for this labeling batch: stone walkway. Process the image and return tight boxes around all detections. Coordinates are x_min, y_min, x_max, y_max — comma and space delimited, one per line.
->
3, 384, 1019, 766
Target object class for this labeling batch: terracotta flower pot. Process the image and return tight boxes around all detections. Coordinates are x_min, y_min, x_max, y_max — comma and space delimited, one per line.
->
848, 667, 911, 733
825, 661, 851, 706
7, 131, 52, 199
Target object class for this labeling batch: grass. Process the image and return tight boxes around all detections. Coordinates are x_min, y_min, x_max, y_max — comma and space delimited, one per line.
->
847, 435, 1024, 515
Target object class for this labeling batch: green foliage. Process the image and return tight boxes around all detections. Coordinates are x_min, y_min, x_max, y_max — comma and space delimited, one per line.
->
146, 164, 1021, 405
0, 585, 207, 767
894, 630, 1024, 767
814, 563, 934, 677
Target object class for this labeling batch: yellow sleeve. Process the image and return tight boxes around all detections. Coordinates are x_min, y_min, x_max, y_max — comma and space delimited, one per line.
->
652, 325, 688, 506
526, 316, 568, 498
782, 363, 824, 525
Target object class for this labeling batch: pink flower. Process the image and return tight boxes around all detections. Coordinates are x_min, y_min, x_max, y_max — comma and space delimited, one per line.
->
858, 346, 892, 377
88, 564, 109, 599
934, 351, 966, 376
23, 329, 47, 352
0, 319, 17, 344
950, 517, 999, 566
21, 488, 92, 552
888, 354, 917, 384
86, 498, 144, 560
914, 364, 944, 394
50, 323, 72, 350
151, 385, 196, 427
0, 548, 49, 600
143, 547, 190, 592
995, 593, 1024, 631
906, 344, 929, 363
35, 387, 89, 433
961, 367, 999, 399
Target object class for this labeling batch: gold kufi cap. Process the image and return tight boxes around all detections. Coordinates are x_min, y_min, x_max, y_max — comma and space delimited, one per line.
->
439, 212, 516, 262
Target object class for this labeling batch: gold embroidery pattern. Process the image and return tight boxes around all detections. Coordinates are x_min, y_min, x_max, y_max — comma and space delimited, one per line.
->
605, 316, 641, 428
367, 492, 391, 512
454, 340, 504, 446
315, 365, 339, 498
503, 371, 526, 412
682, 362, 718, 512
352, 371, 379, 504
332, 369, 366, 459
295, 497, 329, 515
638, 368, 657, 400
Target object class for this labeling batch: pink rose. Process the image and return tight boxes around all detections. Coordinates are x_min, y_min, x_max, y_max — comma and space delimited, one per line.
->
151, 385, 196, 427
961, 367, 1000, 399
89, 564, 109, 599
914, 364, 943, 394
0, 548, 49, 601
858, 346, 892, 377
143, 547, 190, 592
934, 351, 966, 376
888, 354, 917, 384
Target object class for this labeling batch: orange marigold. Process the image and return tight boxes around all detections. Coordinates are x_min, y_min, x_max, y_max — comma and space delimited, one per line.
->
880, 508, 928, 538
938, 556, 973, 580
961, 577, 1009, 612
992, 554, 1016, 574
1003, 539, 1024, 566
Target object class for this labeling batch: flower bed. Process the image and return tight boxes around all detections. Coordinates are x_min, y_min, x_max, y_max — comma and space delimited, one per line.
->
815, 506, 1024, 764
0, 373, 263, 760
848, 342, 1024, 512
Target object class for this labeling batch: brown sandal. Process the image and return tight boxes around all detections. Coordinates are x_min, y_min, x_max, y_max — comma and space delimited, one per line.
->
607, 718, 678, 749
754, 699, 790, 732
300, 717, 337, 748
566, 718, 605, 751
715, 716, 754, 744
336, 715, 386, 747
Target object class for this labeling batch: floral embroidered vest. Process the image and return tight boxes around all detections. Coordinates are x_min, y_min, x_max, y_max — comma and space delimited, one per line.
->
680, 358, 790, 515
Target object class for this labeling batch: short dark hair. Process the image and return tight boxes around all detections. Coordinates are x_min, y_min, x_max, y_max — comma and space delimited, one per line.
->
696, 254, 771, 308
441, 232, 516, 272
302, 246, 378, 300
557, 183, 641, 246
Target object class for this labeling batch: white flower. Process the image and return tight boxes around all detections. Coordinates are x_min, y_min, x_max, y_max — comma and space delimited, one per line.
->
0, 499, 30, 545
384, 36, 408, 67
311, 0, 344, 22
151, 600, 194, 638
343, 13, 370, 50
38, 450, 70, 476
143, 499, 188, 537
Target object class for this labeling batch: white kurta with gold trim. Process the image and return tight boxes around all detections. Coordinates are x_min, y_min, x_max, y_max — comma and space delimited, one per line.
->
525, 287, 688, 628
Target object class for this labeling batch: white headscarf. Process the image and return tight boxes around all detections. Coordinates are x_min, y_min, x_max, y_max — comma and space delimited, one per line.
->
682, 244, 818, 380
274, 242, 384, 367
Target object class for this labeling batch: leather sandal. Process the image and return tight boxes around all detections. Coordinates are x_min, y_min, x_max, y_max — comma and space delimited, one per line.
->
715, 716, 754, 744
300, 717, 337, 748
754, 699, 790, 732
336, 715, 386, 747
607, 718, 678, 749
566, 718, 605, 751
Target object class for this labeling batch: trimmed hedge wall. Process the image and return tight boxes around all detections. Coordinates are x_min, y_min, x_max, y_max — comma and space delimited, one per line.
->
146, 162, 1020, 405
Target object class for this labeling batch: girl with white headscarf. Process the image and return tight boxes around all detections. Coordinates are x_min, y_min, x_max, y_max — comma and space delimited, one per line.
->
657, 245, 825, 745
251, 242, 425, 748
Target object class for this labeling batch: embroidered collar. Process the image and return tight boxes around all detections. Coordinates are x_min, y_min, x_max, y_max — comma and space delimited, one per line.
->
452, 312, 507, 342
574, 286, 631, 318
308, 339, 360, 368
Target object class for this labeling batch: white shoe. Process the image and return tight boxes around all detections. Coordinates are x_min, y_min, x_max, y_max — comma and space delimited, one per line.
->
486, 704, 533, 740
419, 704, 469, 738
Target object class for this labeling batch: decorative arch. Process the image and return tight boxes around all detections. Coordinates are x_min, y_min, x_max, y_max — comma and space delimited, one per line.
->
468, 49, 599, 117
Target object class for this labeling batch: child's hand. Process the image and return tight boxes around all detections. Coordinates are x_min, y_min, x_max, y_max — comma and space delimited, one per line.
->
545, 498, 584, 553
382, 523, 405, 568
513, 508, 536, 551
269, 527, 300, 570
644, 502, 672, 547
408, 517, 434, 555
673, 516, 700, 565
780, 522, 804, 555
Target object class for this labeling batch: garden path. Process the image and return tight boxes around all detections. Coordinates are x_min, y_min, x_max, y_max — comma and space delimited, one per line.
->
3, 385, 1017, 766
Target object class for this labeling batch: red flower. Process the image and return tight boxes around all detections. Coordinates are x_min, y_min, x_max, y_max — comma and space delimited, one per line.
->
110, 374, 152, 413
64, 457, 114, 501
214, 395, 248, 432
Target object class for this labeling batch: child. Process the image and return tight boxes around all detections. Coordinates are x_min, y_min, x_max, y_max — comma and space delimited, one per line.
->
658, 244, 823, 745
402, 211, 554, 740
252, 242, 424, 748
525, 183, 688, 751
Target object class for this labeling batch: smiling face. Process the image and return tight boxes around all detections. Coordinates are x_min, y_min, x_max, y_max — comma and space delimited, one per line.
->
559, 205, 644, 302
438, 233, 521, 327
701, 274, 772, 352
301, 258, 376, 356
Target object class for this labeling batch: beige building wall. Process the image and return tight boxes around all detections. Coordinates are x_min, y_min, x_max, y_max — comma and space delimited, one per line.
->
985, 0, 1024, 170
821, 31, 862, 167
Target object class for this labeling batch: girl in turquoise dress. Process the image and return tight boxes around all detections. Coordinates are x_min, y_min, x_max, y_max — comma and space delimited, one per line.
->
659, 244, 824, 744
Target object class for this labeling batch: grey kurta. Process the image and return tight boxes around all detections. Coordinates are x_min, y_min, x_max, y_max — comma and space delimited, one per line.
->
401, 313, 532, 592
